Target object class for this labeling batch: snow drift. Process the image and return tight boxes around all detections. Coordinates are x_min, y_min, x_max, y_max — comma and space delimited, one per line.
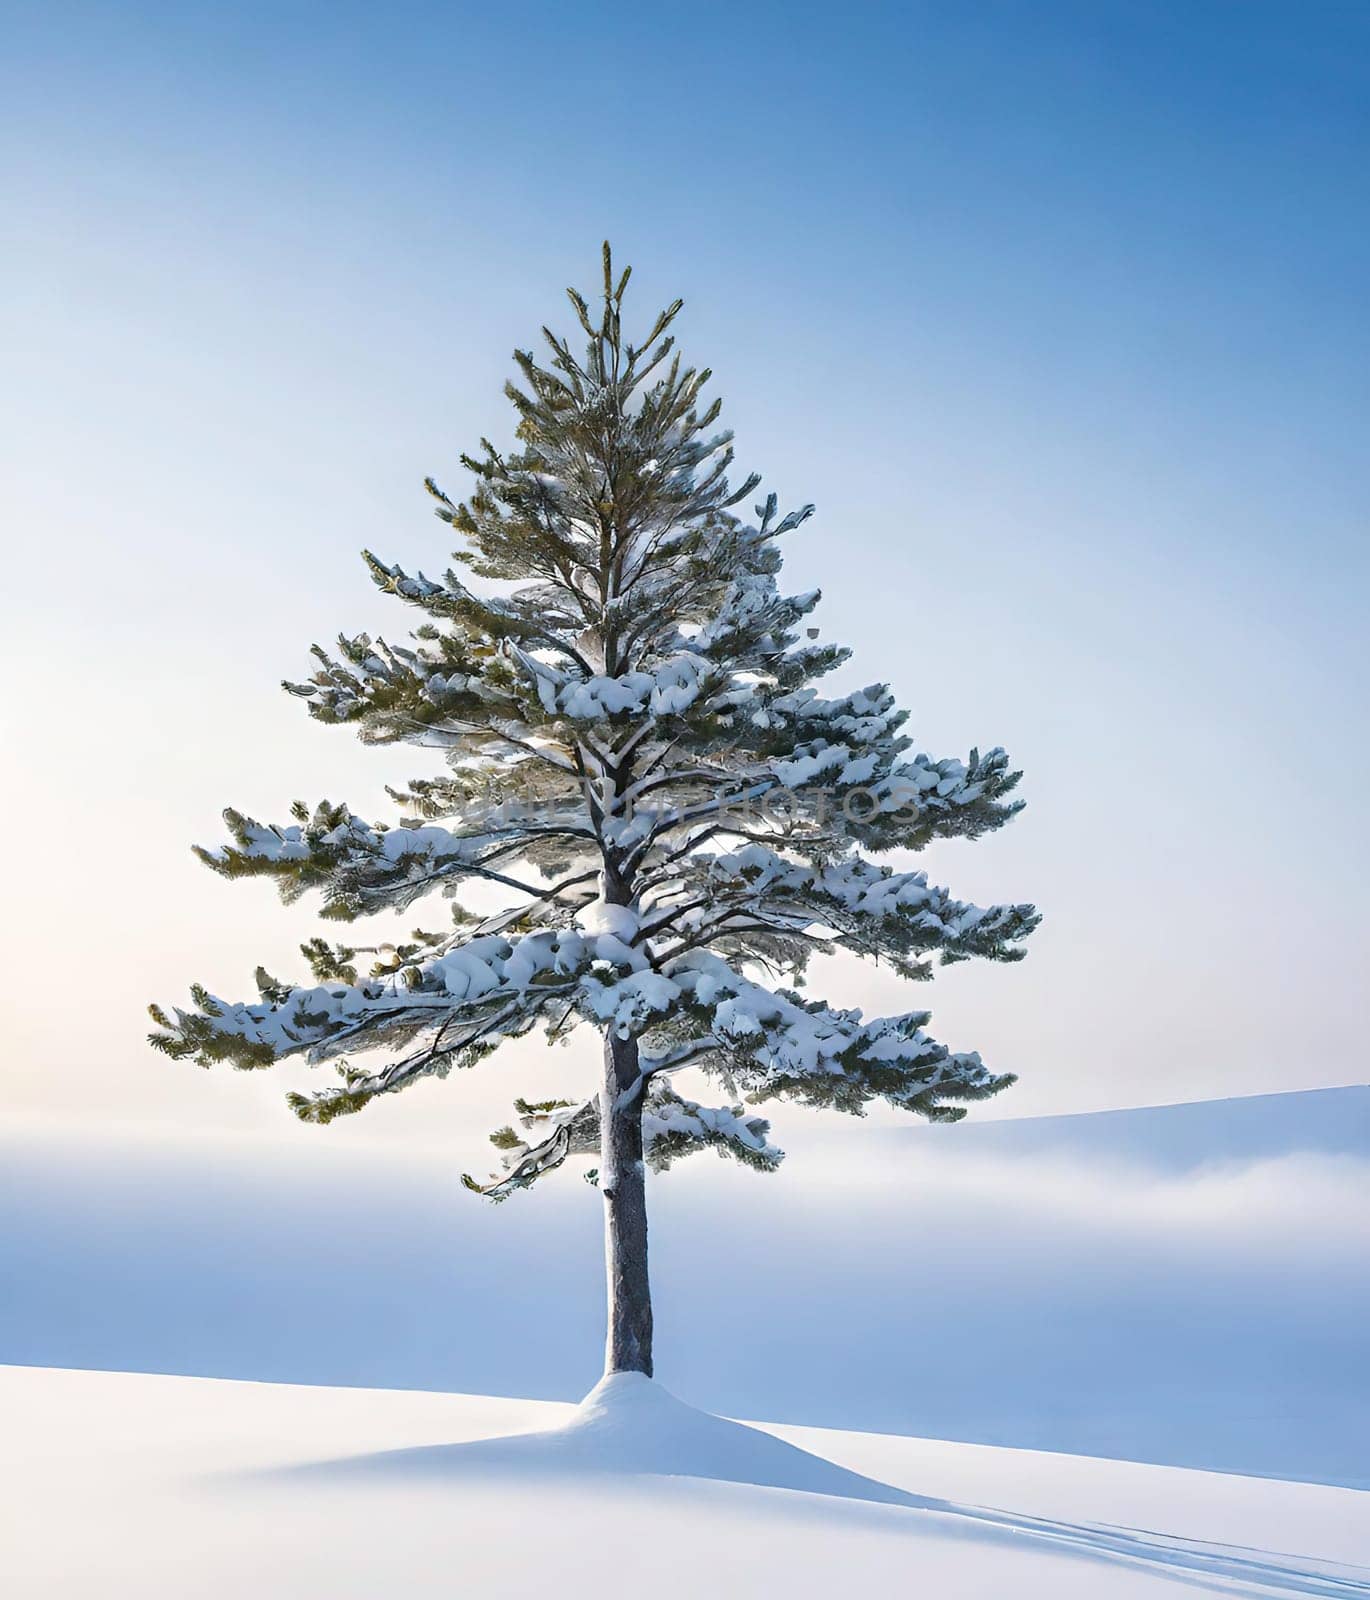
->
289, 1369, 916, 1505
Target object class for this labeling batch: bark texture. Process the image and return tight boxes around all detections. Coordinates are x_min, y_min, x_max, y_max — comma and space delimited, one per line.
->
600, 1029, 653, 1376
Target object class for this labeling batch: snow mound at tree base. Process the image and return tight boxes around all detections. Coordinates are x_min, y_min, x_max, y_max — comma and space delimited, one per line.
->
532, 1372, 919, 1500
295, 1371, 918, 1505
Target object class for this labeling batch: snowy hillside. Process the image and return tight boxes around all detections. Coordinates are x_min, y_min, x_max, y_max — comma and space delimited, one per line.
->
4, 1086, 1367, 1484
4, 1365, 1367, 1599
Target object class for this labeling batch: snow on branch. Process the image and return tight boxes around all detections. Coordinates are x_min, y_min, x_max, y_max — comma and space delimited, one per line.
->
150, 915, 1013, 1134
196, 802, 598, 921
514, 646, 722, 722
646, 844, 1040, 978
463, 1085, 782, 1200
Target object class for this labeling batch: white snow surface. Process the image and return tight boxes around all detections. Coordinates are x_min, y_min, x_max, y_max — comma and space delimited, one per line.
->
4, 1365, 1366, 1599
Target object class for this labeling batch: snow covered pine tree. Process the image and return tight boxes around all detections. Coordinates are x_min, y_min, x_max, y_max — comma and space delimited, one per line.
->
151, 247, 1039, 1378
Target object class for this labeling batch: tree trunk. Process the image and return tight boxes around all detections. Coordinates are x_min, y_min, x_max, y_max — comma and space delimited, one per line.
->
600, 1029, 653, 1376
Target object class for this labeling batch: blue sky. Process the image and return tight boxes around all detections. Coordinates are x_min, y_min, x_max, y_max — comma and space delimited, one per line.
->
2, 1, 1366, 1139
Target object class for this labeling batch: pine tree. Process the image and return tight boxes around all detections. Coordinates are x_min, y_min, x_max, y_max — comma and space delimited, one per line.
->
150, 247, 1039, 1378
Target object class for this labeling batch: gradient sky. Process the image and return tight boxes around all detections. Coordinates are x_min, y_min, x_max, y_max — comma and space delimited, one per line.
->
2, 1, 1367, 1152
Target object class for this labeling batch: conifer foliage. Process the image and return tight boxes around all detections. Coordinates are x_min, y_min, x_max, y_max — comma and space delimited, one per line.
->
151, 247, 1039, 1375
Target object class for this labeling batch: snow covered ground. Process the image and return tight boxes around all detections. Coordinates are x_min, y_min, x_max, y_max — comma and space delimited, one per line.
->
5, 1086, 1366, 1484
4, 1364, 1367, 1598
4, 1088, 1366, 1593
